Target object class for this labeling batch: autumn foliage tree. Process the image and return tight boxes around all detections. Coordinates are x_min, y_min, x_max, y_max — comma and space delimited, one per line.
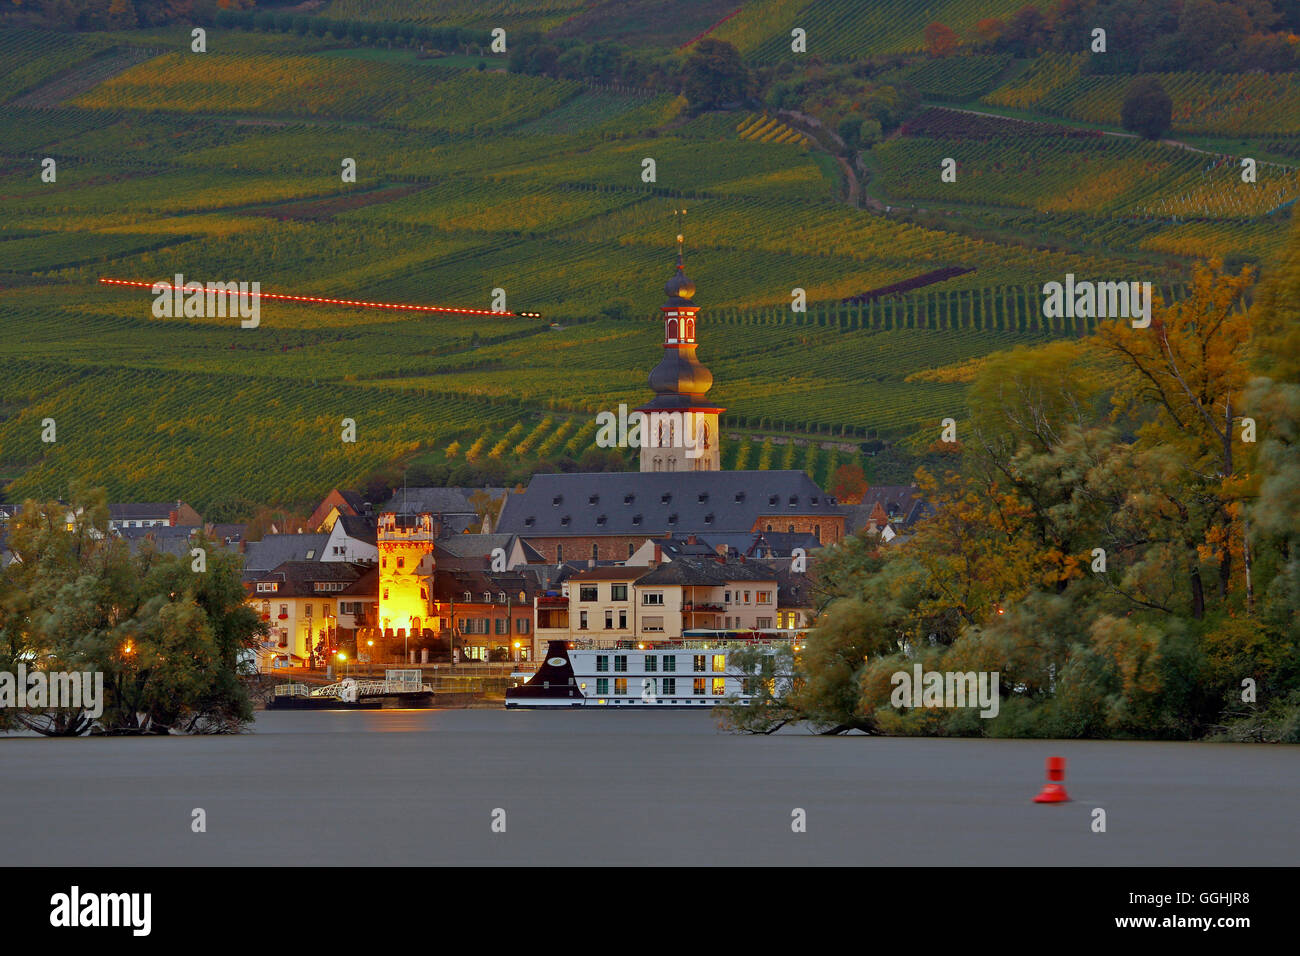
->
722, 231, 1300, 741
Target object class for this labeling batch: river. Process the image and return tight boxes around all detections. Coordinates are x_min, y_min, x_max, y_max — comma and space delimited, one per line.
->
2, 709, 1295, 865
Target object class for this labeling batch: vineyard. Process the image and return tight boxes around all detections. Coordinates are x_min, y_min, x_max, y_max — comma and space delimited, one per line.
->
1, 9, 1294, 511
877, 108, 1300, 221
713, 0, 1054, 62
983, 55, 1300, 137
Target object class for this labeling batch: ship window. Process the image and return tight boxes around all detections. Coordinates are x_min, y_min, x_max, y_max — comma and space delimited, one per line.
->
693, 678, 706, 695
712, 654, 725, 672
663, 655, 677, 672
596, 655, 609, 672
663, 677, 677, 695
614, 655, 627, 672
645, 655, 658, 672
614, 678, 628, 696
597, 678, 609, 695
693, 655, 706, 672
712, 678, 726, 696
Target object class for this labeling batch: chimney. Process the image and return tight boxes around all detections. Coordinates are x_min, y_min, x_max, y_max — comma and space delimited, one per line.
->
715, 554, 725, 565
687, 534, 697, 545
653, 544, 662, 566
239, 540, 247, 553
168, 510, 178, 526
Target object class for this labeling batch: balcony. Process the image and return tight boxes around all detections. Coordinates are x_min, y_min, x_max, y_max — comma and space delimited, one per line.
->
537, 595, 569, 608
683, 603, 723, 613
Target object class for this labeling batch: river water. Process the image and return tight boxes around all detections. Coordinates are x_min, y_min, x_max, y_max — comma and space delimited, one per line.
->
1, 709, 1296, 865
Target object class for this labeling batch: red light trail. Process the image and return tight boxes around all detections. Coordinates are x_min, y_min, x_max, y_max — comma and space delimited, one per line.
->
97, 278, 542, 318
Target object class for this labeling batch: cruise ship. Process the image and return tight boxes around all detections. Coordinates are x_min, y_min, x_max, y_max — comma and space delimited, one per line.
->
505, 633, 797, 708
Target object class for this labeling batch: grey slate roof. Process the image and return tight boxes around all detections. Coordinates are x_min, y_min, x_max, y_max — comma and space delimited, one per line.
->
335, 514, 377, 545
435, 533, 545, 563
376, 487, 506, 515
248, 560, 369, 598
633, 556, 780, 587
496, 470, 841, 537
842, 485, 934, 533
109, 502, 186, 520
241, 533, 329, 577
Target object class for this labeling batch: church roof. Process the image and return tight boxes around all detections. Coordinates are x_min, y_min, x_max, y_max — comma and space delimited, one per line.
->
496, 470, 842, 538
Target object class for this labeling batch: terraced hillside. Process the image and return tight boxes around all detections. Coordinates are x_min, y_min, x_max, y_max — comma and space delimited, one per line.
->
1, 1, 1295, 512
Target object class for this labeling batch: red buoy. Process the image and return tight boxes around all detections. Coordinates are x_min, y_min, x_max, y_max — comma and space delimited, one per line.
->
1033, 756, 1071, 803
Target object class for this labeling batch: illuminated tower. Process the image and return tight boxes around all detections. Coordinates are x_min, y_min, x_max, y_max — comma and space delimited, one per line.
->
377, 512, 436, 642
637, 226, 724, 472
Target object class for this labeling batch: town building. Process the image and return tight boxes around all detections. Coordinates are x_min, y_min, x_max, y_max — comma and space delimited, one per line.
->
245, 560, 370, 666
496, 469, 845, 563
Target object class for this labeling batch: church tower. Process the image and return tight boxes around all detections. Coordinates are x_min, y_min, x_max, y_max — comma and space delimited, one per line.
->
637, 231, 723, 472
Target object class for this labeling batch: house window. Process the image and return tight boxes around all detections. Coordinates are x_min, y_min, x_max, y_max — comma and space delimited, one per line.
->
757, 591, 772, 604
814, 524, 820, 538
744, 591, 751, 603
556, 544, 563, 562
788, 525, 795, 533
724, 590, 731, 603
516, 618, 530, 634
663, 655, 676, 672
618, 609, 627, 629
305, 604, 312, 617
596, 678, 609, 695
383, 589, 389, 600
579, 586, 598, 602
693, 655, 706, 672
592, 544, 599, 561
611, 584, 628, 601
725, 616, 731, 628
596, 655, 609, 672
614, 655, 627, 672
646, 656, 658, 672
579, 611, 588, 630
662, 677, 677, 695
495, 618, 508, 635
757, 617, 773, 628
643, 616, 664, 632
693, 678, 706, 695
604, 610, 613, 629
712, 678, 726, 696
396, 557, 404, 568
642, 592, 664, 605
628, 543, 635, 558
614, 678, 627, 696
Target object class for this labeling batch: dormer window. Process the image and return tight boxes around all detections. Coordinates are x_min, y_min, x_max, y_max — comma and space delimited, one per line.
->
588, 495, 599, 505
560, 515, 570, 526
704, 513, 714, 524
667, 513, 678, 524
624, 494, 634, 505
499, 591, 506, 603
811, 496, 819, 505
552, 495, 563, 506
661, 493, 671, 504
596, 514, 606, 526
698, 493, 708, 503
789, 495, 798, 506
768, 495, 777, 506
484, 591, 491, 603
632, 514, 642, 526
524, 516, 535, 527
735, 492, 745, 503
